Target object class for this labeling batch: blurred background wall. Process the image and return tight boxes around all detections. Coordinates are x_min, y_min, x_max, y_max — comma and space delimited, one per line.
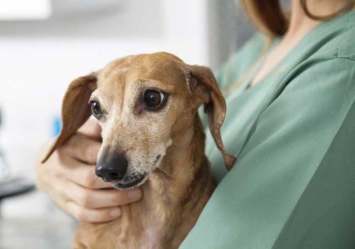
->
0, 0, 254, 224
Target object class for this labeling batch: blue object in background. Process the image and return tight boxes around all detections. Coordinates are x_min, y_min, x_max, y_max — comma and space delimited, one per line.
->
52, 116, 62, 137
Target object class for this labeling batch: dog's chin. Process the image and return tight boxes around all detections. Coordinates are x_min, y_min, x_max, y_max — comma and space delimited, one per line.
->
112, 173, 148, 190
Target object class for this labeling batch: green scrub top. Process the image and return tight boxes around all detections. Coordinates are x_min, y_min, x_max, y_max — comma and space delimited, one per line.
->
180, 10, 355, 249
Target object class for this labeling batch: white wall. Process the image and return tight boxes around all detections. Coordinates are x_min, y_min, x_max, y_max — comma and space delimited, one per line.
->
0, 0, 209, 218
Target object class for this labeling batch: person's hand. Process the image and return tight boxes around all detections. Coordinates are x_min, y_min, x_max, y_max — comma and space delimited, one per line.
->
36, 118, 142, 223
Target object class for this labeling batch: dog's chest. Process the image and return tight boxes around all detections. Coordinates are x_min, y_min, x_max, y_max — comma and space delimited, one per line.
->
113, 202, 169, 249
140, 225, 163, 249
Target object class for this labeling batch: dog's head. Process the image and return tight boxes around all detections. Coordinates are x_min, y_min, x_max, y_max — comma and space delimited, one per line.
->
42, 52, 235, 189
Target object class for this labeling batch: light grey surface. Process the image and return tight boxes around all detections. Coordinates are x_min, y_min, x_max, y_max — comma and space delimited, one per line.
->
207, 0, 255, 70
0, 0, 163, 38
0, 217, 75, 249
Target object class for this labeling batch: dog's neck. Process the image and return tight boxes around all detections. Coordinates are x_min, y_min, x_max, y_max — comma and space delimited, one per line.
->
125, 115, 214, 249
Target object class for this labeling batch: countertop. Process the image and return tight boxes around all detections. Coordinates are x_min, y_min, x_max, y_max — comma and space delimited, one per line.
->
0, 217, 75, 249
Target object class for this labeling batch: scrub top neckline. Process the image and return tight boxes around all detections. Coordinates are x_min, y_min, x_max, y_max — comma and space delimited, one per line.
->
238, 10, 355, 95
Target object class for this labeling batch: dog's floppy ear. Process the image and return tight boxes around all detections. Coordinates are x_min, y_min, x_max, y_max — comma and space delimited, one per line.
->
41, 73, 97, 163
188, 65, 236, 170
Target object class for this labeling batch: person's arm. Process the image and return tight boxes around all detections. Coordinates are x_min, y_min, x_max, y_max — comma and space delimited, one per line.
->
181, 58, 355, 248
36, 118, 142, 223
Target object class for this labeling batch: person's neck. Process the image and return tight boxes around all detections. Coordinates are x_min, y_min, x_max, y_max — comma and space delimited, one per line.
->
285, 0, 350, 40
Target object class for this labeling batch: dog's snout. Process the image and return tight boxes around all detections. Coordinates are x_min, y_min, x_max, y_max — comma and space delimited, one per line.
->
96, 151, 128, 182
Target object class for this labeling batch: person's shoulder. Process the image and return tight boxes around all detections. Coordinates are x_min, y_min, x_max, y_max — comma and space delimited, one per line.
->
283, 50, 355, 114
283, 17, 355, 104
317, 21, 355, 60
286, 53, 355, 92
333, 25, 355, 59
291, 19, 355, 88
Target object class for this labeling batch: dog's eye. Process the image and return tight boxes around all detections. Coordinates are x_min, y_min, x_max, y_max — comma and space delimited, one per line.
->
89, 100, 103, 119
143, 89, 167, 111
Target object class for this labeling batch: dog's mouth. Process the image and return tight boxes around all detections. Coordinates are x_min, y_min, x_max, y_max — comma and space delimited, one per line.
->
112, 173, 148, 189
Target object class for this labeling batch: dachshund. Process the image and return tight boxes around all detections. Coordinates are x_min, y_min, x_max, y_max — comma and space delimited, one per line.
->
42, 52, 235, 249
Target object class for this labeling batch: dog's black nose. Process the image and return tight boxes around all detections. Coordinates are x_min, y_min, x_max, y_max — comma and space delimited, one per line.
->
96, 151, 128, 182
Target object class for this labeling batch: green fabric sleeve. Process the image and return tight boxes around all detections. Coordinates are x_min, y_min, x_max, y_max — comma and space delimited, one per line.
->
272, 74, 355, 248
181, 57, 355, 249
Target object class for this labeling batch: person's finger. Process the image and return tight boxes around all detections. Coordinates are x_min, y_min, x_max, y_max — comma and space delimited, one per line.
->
54, 152, 112, 189
62, 180, 142, 209
65, 200, 121, 223
42, 173, 120, 223
59, 133, 100, 164
77, 117, 101, 140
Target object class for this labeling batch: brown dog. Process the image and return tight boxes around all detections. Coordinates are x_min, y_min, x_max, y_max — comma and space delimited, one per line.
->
42, 52, 235, 249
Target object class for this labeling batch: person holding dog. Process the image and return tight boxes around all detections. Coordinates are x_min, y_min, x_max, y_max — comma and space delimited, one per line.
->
37, 0, 355, 248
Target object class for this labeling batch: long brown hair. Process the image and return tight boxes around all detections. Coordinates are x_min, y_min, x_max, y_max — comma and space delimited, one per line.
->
241, 0, 355, 37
